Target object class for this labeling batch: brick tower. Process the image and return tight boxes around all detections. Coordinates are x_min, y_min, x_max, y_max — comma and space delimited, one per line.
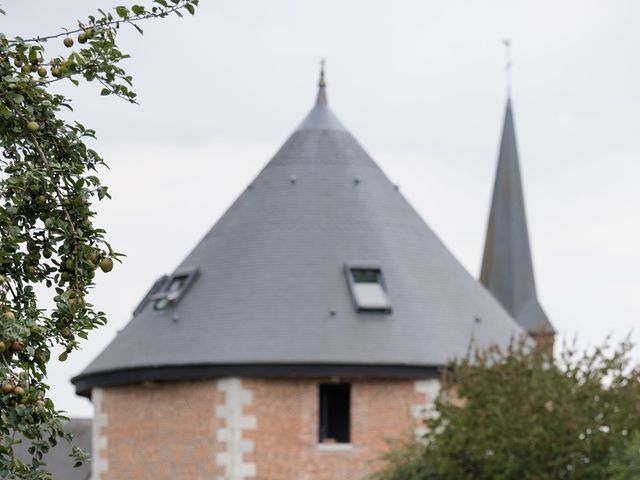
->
73, 69, 524, 480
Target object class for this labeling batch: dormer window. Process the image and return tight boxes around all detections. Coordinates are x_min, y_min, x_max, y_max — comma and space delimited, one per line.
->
152, 268, 199, 311
345, 265, 391, 313
133, 275, 168, 316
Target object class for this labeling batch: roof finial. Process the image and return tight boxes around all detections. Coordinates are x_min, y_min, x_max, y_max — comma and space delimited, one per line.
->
502, 38, 512, 97
319, 58, 326, 87
316, 58, 328, 106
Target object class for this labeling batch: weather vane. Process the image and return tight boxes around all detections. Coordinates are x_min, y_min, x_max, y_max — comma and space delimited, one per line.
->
503, 38, 512, 95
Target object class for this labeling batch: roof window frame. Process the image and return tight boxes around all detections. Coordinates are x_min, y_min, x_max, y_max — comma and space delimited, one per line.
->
344, 263, 392, 314
151, 267, 199, 312
133, 275, 168, 316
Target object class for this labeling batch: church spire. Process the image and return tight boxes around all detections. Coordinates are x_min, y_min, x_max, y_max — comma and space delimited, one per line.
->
480, 99, 555, 339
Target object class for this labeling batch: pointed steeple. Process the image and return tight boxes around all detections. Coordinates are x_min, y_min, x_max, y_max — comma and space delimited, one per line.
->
480, 98, 554, 337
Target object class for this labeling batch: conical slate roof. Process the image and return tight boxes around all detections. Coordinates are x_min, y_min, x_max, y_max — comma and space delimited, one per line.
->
74, 74, 524, 394
480, 98, 554, 335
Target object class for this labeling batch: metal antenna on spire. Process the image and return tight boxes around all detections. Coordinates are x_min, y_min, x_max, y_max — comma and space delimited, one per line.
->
316, 58, 327, 106
315, 58, 328, 106
319, 58, 326, 87
502, 38, 512, 96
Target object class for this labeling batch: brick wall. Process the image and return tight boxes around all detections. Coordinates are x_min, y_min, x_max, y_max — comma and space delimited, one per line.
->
244, 378, 437, 480
96, 381, 223, 479
94, 377, 438, 480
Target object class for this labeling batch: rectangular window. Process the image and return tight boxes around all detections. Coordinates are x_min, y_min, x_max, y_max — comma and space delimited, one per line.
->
152, 267, 199, 311
345, 265, 391, 313
319, 384, 351, 444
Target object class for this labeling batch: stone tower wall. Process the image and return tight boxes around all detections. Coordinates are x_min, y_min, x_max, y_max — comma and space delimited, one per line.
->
92, 377, 439, 480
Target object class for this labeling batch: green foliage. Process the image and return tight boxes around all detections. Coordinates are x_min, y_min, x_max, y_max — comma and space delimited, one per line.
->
371, 338, 640, 480
0, 1, 198, 478
369, 439, 442, 480
607, 432, 640, 480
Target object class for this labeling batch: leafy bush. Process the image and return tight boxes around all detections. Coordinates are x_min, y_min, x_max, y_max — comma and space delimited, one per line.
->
372, 338, 640, 480
607, 432, 640, 480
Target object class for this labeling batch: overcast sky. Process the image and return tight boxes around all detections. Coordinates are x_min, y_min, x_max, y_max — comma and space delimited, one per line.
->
6, 1, 640, 417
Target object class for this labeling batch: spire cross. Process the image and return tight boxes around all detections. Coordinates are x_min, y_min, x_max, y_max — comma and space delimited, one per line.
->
502, 38, 512, 95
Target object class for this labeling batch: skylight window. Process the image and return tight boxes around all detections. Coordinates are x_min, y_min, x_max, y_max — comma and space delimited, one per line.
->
151, 268, 199, 311
345, 265, 391, 313
133, 275, 168, 316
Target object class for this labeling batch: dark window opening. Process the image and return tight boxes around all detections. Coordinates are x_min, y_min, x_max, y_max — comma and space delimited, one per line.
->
351, 269, 379, 283
319, 383, 351, 444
